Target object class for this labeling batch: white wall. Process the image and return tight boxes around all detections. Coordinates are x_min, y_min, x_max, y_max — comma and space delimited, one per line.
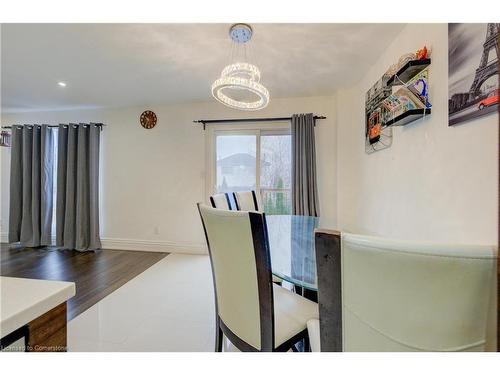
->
4, 24, 496, 248
0, 95, 337, 253
336, 23, 498, 245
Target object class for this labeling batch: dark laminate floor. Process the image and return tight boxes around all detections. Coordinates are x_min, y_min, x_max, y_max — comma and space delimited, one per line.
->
0, 243, 168, 320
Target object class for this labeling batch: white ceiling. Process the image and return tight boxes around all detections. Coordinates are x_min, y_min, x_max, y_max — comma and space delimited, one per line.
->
1, 23, 405, 112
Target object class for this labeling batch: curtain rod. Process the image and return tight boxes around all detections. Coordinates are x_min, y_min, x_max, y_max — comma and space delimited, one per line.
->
1, 123, 107, 130
193, 116, 326, 130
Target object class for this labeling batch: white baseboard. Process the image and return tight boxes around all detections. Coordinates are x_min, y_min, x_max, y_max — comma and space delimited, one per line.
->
1, 231, 207, 255
100, 237, 207, 255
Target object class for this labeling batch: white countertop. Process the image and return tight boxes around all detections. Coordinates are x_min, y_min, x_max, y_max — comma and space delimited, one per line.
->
0, 276, 76, 337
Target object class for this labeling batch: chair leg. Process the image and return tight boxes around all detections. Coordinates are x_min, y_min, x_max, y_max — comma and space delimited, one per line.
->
290, 334, 309, 352
215, 320, 223, 352
303, 334, 311, 352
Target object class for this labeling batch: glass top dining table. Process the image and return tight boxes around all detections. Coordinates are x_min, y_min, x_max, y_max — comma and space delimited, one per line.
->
266, 214, 320, 292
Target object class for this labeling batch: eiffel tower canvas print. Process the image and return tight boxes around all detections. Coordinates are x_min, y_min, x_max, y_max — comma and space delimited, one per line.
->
448, 23, 499, 126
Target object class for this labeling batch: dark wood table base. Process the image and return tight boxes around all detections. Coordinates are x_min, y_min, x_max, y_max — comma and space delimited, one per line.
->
1, 302, 68, 352
27, 302, 67, 352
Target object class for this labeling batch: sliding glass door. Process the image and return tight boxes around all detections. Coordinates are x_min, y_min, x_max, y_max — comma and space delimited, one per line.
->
216, 133, 257, 193
259, 132, 291, 214
212, 127, 291, 214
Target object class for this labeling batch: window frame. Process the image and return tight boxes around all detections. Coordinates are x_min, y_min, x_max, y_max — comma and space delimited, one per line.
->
205, 122, 291, 203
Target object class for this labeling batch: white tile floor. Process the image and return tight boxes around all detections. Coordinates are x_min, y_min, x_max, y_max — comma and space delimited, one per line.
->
68, 254, 218, 352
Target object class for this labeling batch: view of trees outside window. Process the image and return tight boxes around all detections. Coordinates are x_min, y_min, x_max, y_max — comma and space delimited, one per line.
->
215, 132, 291, 215
260, 134, 292, 215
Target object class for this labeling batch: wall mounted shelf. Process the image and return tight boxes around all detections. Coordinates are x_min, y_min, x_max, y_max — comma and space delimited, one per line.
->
384, 108, 432, 127
365, 53, 431, 154
386, 58, 431, 86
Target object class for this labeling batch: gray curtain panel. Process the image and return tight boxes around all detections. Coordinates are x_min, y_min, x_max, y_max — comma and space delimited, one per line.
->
56, 124, 101, 251
8, 125, 54, 246
291, 113, 320, 217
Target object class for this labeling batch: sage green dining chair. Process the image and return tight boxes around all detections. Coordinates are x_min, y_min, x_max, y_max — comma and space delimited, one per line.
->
309, 230, 498, 352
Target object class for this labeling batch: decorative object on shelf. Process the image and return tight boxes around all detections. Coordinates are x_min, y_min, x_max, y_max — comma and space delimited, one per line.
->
448, 23, 499, 126
382, 85, 430, 126
365, 48, 432, 153
1, 131, 11, 147
140, 110, 157, 129
367, 109, 382, 145
211, 24, 269, 111
416, 46, 429, 60
365, 74, 393, 154
407, 70, 431, 107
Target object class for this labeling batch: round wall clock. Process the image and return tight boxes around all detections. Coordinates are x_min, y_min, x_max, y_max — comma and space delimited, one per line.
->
140, 110, 157, 129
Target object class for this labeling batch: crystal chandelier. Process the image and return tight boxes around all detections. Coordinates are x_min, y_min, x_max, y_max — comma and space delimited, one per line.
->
211, 24, 269, 111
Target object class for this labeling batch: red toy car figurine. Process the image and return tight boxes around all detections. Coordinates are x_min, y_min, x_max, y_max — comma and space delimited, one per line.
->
478, 89, 499, 110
